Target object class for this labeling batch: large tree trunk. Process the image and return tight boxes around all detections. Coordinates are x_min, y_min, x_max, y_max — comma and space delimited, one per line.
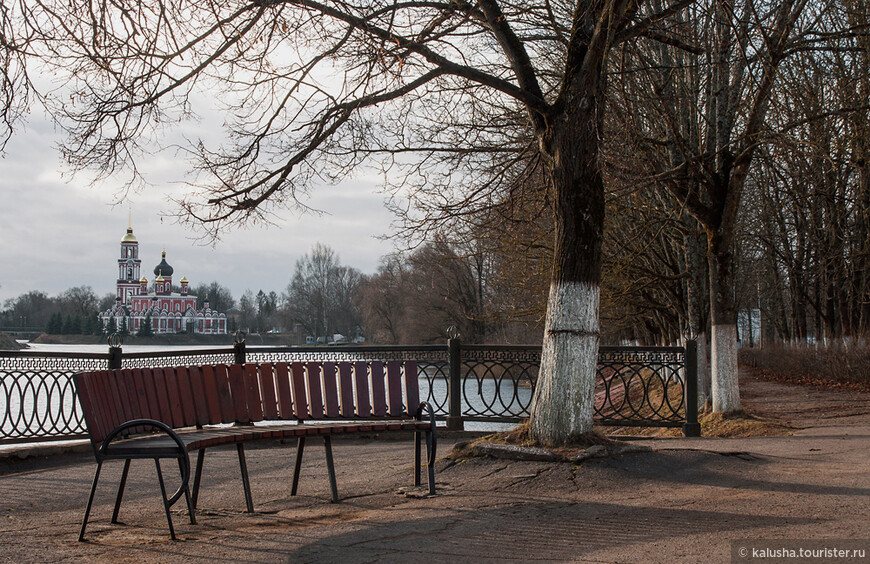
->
684, 226, 711, 408
529, 78, 605, 446
708, 229, 741, 413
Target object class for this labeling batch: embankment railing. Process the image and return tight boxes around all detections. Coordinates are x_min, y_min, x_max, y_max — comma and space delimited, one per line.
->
0, 335, 699, 445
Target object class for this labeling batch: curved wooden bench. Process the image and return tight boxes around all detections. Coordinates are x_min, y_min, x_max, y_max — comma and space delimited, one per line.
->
74, 361, 436, 541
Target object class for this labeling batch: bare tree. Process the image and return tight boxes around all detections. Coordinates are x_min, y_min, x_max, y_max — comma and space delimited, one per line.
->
608, 0, 821, 413
357, 257, 408, 344
284, 244, 361, 341
3, 0, 696, 444
189, 282, 235, 313
57, 285, 99, 319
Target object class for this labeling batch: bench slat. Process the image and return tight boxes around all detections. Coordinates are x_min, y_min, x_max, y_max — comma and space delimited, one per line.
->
187, 366, 211, 427
338, 363, 354, 418
354, 362, 371, 418
164, 367, 186, 428
404, 361, 419, 416
214, 365, 235, 423
93, 371, 117, 441
259, 363, 279, 420
119, 369, 148, 435
101, 370, 124, 432
386, 361, 404, 417
152, 368, 175, 425
112, 370, 134, 426
118, 368, 142, 421
105, 370, 128, 430
306, 362, 324, 419
200, 365, 224, 425
370, 362, 387, 417
275, 363, 293, 419
245, 364, 264, 422
175, 366, 199, 427
75, 373, 105, 443
322, 363, 340, 418
139, 368, 161, 422
291, 362, 309, 419
130, 369, 153, 423
229, 364, 249, 423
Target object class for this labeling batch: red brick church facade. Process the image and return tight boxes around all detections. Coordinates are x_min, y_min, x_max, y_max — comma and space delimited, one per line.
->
99, 222, 227, 335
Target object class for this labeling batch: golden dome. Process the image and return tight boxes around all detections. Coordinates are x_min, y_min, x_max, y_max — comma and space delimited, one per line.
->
122, 227, 137, 243
155, 272, 165, 282
180, 276, 189, 284
139, 276, 148, 284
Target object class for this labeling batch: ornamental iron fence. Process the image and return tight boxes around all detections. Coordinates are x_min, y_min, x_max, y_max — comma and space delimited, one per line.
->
0, 336, 699, 445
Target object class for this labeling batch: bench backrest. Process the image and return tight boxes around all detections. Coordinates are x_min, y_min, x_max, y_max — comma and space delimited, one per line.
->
75, 361, 420, 444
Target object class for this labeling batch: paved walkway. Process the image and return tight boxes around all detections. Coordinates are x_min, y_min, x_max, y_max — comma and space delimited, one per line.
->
1, 419, 869, 563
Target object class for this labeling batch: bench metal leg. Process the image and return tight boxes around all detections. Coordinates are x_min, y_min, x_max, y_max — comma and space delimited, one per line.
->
414, 431, 422, 487
323, 435, 339, 503
191, 448, 206, 512
111, 459, 131, 524
79, 461, 103, 542
154, 459, 177, 541
426, 429, 436, 496
178, 458, 196, 525
291, 436, 305, 496
237, 443, 254, 513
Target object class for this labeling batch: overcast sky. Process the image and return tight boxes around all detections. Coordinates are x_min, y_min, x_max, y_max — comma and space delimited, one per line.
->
0, 110, 398, 306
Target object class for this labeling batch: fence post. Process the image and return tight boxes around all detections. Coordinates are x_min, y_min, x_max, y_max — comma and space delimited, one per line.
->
107, 333, 123, 370
233, 331, 247, 365
682, 339, 701, 437
446, 330, 464, 431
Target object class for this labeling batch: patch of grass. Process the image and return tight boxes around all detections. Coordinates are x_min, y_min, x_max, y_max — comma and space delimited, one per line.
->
697, 407, 792, 438
604, 405, 793, 438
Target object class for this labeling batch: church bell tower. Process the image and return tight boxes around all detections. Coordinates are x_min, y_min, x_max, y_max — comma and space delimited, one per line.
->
117, 215, 142, 306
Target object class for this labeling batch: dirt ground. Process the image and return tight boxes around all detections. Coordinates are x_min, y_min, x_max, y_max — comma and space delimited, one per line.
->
1, 369, 869, 563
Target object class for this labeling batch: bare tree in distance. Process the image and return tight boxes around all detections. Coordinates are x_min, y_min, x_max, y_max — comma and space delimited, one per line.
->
57, 286, 99, 320
285, 244, 361, 342
3, 0, 696, 444
188, 282, 235, 313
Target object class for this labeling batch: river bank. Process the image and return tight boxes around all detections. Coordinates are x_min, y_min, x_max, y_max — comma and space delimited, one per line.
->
22, 332, 303, 348
0, 332, 25, 350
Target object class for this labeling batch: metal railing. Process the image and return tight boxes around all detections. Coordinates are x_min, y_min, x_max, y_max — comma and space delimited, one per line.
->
0, 336, 699, 445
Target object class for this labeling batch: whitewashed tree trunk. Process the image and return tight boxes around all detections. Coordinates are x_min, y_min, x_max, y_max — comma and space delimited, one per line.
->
696, 330, 711, 409
530, 281, 599, 444
711, 323, 740, 411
